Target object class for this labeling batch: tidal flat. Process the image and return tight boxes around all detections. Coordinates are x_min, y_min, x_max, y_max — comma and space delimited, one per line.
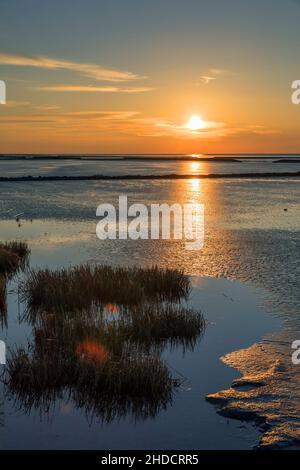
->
0, 162, 299, 448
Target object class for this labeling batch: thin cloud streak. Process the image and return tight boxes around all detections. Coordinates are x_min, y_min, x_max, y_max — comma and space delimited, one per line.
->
0, 110, 140, 124
0, 52, 146, 82
63, 111, 140, 119
36, 85, 154, 93
4, 100, 30, 108
0, 110, 279, 140
197, 76, 216, 85
197, 68, 237, 85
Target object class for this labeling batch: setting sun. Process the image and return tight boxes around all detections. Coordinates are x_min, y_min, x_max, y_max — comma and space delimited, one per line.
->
185, 115, 206, 131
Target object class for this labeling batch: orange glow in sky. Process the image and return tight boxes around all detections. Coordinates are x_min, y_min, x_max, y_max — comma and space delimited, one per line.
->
0, 1, 299, 154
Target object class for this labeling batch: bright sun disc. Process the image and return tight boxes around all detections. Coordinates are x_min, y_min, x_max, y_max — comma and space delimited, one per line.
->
186, 115, 205, 130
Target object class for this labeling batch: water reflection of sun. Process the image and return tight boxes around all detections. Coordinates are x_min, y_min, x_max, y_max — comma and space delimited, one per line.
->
187, 162, 203, 193
190, 161, 203, 173
190, 177, 201, 192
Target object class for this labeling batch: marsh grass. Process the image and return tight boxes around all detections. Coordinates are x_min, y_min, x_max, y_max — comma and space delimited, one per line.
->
135, 266, 190, 301
20, 264, 190, 314
119, 303, 205, 351
0, 249, 20, 276
0, 276, 7, 324
7, 262, 204, 422
6, 347, 174, 422
73, 356, 173, 422
0, 241, 30, 325
0, 241, 30, 276
24, 299, 205, 356
7, 298, 203, 420
1, 241, 30, 261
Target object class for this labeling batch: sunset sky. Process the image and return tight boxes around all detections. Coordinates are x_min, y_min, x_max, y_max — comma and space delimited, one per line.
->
0, 0, 300, 154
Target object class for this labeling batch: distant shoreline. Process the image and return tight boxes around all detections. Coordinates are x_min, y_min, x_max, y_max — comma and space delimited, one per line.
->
1, 172, 300, 182
1, 154, 300, 162
0, 155, 240, 162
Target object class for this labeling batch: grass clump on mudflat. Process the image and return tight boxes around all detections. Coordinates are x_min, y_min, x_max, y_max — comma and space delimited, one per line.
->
0, 241, 30, 276
28, 301, 205, 358
6, 298, 204, 420
7, 261, 205, 422
1, 241, 30, 260
119, 303, 205, 350
6, 347, 173, 421
20, 264, 190, 314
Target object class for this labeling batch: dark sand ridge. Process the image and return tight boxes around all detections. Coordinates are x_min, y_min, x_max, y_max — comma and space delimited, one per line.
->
0, 171, 300, 182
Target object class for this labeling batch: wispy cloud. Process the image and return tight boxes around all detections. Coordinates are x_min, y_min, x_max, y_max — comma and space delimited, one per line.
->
0, 52, 146, 82
62, 110, 140, 120
34, 105, 61, 111
197, 68, 236, 85
243, 125, 279, 135
0, 110, 140, 125
153, 118, 226, 138
4, 100, 30, 108
197, 76, 216, 85
0, 109, 278, 140
143, 119, 278, 139
35, 85, 154, 93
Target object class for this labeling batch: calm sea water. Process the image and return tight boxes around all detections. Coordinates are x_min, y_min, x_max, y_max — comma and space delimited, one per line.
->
0, 156, 299, 449
0, 154, 300, 177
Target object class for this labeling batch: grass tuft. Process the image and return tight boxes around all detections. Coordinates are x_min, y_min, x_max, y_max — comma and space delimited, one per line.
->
6, 348, 174, 422
119, 303, 205, 351
6, 261, 204, 422
0, 241, 30, 276
20, 264, 190, 314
